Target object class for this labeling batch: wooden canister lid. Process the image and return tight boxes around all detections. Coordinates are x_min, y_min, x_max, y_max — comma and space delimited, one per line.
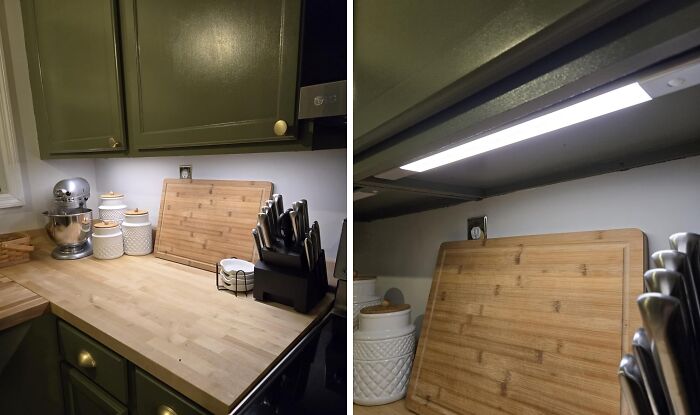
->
361, 300, 410, 314
125, 208, 148, 215
94, 220, 119, 229
100, 191, 123, 198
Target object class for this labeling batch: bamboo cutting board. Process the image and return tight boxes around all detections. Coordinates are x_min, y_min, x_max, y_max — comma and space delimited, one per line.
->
406, 229, 646, 415
155, 179, 272, 271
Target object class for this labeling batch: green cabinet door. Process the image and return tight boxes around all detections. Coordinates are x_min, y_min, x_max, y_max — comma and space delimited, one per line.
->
62, 364, 128, 415
21, 0, 127, 158
119, 0, 302, 154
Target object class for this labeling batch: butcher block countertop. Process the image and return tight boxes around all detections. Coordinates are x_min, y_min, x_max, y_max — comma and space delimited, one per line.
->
0, 276, 49, 331
0, 231, 334, 414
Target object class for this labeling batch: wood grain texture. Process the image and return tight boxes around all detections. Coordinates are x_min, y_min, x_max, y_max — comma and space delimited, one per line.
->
406, 229, 646, 415
155, 179, 273, 272
0, 231, 332, 415
354, 400, 413, 415
0, 276, 48, 331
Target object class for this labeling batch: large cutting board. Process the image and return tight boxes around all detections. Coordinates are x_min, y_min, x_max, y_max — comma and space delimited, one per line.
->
155, 179, 272, 271
406, 229, 646, 415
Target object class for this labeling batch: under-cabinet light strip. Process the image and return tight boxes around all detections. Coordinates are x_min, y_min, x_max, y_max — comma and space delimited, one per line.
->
400, 82, 652, 172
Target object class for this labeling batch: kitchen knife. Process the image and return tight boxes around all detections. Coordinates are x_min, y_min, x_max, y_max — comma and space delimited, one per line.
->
618, 354, 654, 415
266, 200, 277, 237
632, 328, 671, 415
304, 237, 314, 271
312, 221, 321, 258
299, 199, 309, 236
290, 209, 300, 244
309, 229, 318, 266
638, 293, 696, 415
644, 269, 695, 335
669, 233, 700, 321
251, 228, 263, 261
651, 250, 700, 344
273, 194, 284, 223
257, 213, 272, 249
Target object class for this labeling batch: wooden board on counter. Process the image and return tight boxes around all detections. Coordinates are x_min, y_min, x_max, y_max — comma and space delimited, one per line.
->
406, 229, 646, 415
0, 232, 332, 414
155, 179, 273, 272
0, 276, 48, 331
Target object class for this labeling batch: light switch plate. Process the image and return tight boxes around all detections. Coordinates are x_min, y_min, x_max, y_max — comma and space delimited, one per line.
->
467, 216, 487, 240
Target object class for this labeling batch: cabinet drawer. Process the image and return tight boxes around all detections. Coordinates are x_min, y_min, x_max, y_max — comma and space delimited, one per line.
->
58, 321, 128, 404
61, 363, 128, 415
134, 367, 208, 415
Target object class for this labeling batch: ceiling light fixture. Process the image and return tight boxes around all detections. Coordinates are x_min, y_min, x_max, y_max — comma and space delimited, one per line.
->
400, 83, 652, 172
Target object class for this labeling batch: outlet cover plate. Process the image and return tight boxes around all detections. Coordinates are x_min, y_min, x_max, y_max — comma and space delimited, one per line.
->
467, 216, 487, 240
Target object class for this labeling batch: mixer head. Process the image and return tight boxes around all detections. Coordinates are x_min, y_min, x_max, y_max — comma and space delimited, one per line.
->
52, 177, 90, 210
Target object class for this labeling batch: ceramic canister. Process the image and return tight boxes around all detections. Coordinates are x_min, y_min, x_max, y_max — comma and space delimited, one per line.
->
92, 220, 124, 260
353, 302, 416, 406
353, 276, 381, 330
98, 191, 127, 223
122, 208, 152, 256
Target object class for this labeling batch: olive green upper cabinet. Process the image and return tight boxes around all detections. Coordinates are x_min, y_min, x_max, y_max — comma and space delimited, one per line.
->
353, 0, 647, 154
21, 0, 127, 158
119, 0, 302, 154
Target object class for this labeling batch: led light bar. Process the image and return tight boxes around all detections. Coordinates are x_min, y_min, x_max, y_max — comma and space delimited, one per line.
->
400, 83, 652, 173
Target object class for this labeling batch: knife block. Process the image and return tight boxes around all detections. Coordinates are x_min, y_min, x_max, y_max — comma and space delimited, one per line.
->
253, 250, 327, 313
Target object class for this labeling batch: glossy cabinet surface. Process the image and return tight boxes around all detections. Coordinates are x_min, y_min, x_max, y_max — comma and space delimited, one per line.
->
21, 0, 126, 157
134, 367, 208, 415
58, 320, 129, 404
119, 0, 302, 154
62, 364, 128, 415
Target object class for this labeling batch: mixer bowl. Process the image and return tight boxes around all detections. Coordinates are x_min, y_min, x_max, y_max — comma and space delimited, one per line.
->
44, 208, 93, 248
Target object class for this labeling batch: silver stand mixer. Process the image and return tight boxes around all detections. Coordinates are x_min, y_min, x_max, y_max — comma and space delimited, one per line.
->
44, 178, 93, 260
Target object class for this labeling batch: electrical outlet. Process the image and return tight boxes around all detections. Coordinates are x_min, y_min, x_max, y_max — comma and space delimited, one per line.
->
467, 216, 487, 240
179, 165, 192, 180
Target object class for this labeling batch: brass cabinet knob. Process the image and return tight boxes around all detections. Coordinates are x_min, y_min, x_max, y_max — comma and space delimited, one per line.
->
273, 120, 287, 136
157, 405, 177, 415
77, 350, 96, 368
108, 137, 121, 148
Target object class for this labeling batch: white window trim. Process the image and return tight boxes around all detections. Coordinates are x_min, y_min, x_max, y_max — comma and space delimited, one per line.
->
0, 24, 24, 208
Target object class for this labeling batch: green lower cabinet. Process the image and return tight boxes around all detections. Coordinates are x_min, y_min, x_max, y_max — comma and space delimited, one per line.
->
62, 363, 128, 415
133, 367, 208, 415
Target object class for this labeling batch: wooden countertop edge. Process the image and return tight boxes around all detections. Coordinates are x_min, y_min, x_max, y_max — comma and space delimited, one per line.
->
0, 286, 49, 331
43, 292, 333, 415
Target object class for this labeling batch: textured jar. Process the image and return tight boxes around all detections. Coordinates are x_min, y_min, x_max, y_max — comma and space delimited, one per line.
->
353, 303, 416, 406
98, 191, 127, 223
122, 209, 152, 256
92, 221, 123, 260
353, 276, 380, 330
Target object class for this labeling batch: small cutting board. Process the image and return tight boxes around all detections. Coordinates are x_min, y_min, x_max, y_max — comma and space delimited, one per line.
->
406, 229, 646, 415
155, 179, 272, 272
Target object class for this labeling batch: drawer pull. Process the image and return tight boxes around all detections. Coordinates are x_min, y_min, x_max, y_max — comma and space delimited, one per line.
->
77, 350, 96, 368
157, 404, 177, 415
273, 120, 287, 136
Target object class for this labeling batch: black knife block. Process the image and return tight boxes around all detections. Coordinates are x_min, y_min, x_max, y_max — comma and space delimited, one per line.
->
254, 249, 327, 313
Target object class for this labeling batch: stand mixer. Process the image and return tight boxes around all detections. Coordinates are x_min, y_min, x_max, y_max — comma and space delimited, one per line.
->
44, 178, 93, 259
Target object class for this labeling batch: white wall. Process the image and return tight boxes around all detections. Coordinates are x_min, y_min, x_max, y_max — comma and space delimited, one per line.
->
94, 149, 347, 258
355, 155, 700, 317
0, 0, 97, 234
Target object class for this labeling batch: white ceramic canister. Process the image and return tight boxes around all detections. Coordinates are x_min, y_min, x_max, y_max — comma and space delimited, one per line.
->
353, 295, 382, 331
122, 208, 153, 256
98, 191, 127, 223
92, 220, 124, 260
353, 302, 416, 406
353, 276, 377, 300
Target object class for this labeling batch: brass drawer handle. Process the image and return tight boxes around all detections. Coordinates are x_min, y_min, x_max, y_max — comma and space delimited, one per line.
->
273, 120, 287, 136
157, 405, 177, 415
77, 350, 96, 368
108, 137, 121, 148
